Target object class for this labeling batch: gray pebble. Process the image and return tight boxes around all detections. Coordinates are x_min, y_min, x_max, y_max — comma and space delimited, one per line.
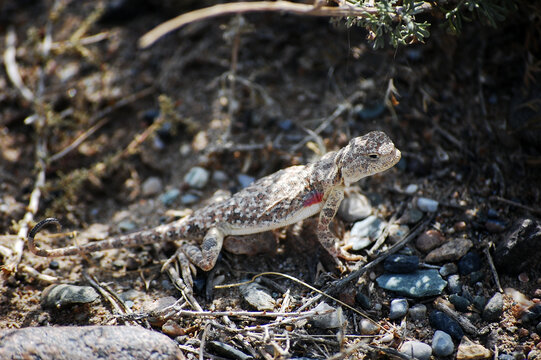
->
159, 188, 180, 205
404, 184, 419, 195
440, 263, 458, 277
0, 326, 182, 360
180, 193, 199, 205
449, 294, 471, 312
311, 303, 345, 329
447, 274, 462, 294
398, 208, 424, 225
41, 284, 99, 309
348, 216, 386, 250
473, 295, 487, 311
212, 170, 229, 183
416, 197, 439, 212
376, 270, 447, 298
483, 292, 504, 322
384, 254, 419, 274
118, 220, 136, 232
359, 318, 379, 335
408, 304, 427, 321
355, 292, 371, 310
389, 298, 409, 320
338, 193, 372, 222
141, 176, 163, 197
184, 166, 209, 189
399, 340, 432, 360
237, 174, 255, 188
432, 330, 454, 357
240, 283, 275, 311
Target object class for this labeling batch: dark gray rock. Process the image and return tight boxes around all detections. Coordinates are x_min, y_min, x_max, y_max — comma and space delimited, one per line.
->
429, 310, 464, 340
432, 330, 454, 357
449, 294, 471, 312
389, 298, 409, 320
482, 293, 504, 322
376, 269, 447, 298
494, 218, 541, 274
408, 304, 427, 321
384, 254, 419, 273
457, 252, 482, 275
41, 284, 99, 309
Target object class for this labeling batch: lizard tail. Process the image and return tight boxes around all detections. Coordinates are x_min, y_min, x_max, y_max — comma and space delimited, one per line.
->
27, 217, 173, 257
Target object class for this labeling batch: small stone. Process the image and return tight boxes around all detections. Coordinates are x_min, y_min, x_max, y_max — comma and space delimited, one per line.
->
348, 216, 386, 250
355, 292, 371, 310
404, 184, 419, 195
521, 304, 541, 323
376, 269, 447, 298
184, 166, 209, 189
518, 272, 530, 283
141, 176, 163, 197
240, 283, 275, 311
425, 238, 473, 263
429, 310, 464, 340
180, 193, 199, 205
161, 320, 185, 337
384, 254, 419, 273
212, 170, 228, 183
398, 208, 424, 225
432, 330, 455, 357
469, 270, 484, 283
41, 284, 99, 309
389, 298, 409, 320
454, 221, 467, 232
473, 296, 486, 311
159, 188, 180, 205
456, 337, 492, 359
458, 252, 482, 275
498, 354, 515, 360
118, 220, 137, 232
311, 303, 345, 329
440, 263, 458, 277
449, 294, 471, 312
49, 260, 60, 270
485, 219, 507, 233
399, 340, 432, 360
483, 293, 504, 322
359, 318, 379, 335
416, 197, 439, 212
338, 193, 372, 222
416, 229, 446, 253
388, 224, 410, 244
408, 304, 427, 321
237, 174, 255, 188
447, 274, 462, 294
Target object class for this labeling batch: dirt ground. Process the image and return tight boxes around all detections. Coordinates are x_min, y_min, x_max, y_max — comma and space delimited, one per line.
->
1, 0, 540, 359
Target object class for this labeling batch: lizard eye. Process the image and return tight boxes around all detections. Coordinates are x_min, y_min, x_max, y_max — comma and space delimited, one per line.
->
368, 153, 380, 160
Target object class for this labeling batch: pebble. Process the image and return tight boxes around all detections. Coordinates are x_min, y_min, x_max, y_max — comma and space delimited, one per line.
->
449, 294, 471, 312
348, 216, 386, 251
482, 292, 504, 322
404, 184, 419, 195
359, 318, 379, 335
49, 260, 60, 270
141, 176, 163, 197
425, 238, 473, 263
41, 284, 99, 309
473, 296, 487, 311
408, 304, 427, 321
415, 229, 446, 253
456, 337, 492, 359
185, 166, 209, 189
0, 326, 183, 360
237, 174, 255, 188
440, 263, 458, 277
338, 193, 372, 222
207, 341, 254, 360
498, 355, 515, 360
447, 274, 463, 294
311, 303, 345, 329
416, 197, 439, 212
159, 188, 180, 205
398, 208, 424, 225
485, 218, 507, 233
389, 298, 409, 320
212, 170, 228, 183
429, 310, 464, 340
469, 270, 484, 284
180, 193, 199, 205
458, 252, 482, 275
388, 224, 410, 243
240, 283, 275, 311
383, 254, 419, 273
376, 269, 447, 298
432, 330, 455, 357
399, 340, 432, 360
521, 304, 541, 323
161, 320, 185, 337
494, 218, 541, 274
118, 220, 137, 232
355, 292, 371, 310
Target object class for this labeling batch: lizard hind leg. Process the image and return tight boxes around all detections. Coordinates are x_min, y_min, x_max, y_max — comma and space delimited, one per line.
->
181, 227, 225, 271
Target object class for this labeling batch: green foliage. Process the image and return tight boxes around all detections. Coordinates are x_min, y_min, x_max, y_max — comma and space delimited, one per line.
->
344, 0, 518, 49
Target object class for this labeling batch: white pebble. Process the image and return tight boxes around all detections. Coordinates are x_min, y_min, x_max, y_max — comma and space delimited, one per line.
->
416, 197, 439, 212
184, 167, 209, 189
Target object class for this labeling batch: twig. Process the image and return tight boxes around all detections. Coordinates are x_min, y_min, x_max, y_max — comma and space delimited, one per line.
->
4, 26, 34, 102
328, 342, 410, 360
489, 195, 541, 216
482, 244, 503, 293
433, 297, 479, 336
139, 1, 433, 48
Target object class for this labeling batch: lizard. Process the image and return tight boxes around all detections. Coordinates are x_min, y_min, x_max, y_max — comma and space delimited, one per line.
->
28, 131, 401, 292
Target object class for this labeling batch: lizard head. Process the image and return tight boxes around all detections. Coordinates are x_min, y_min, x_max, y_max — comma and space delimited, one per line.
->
338, 131, 401, 186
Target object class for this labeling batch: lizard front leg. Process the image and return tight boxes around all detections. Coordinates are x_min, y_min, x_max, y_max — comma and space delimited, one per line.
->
317, 187, 362, 263
181, 226, 225, 271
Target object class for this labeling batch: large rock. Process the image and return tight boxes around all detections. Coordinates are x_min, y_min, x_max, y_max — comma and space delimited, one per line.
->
494, 218, 541, 274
